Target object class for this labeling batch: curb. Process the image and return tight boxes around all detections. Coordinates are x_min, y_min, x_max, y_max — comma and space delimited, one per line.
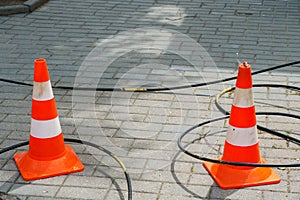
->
0, 0, 48, 15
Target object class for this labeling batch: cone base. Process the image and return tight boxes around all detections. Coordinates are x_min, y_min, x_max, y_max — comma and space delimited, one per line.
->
203, 158, 280, 189
14, 145, 84, 181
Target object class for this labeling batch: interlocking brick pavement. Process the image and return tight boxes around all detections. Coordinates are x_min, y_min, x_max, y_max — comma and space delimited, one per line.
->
0, 0, 299, 199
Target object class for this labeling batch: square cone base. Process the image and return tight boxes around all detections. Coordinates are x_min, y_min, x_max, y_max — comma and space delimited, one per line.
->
203, 158, 280, 189
14, 145, 84, 181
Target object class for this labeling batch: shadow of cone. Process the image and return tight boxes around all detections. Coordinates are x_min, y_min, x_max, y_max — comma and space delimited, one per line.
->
14, 58, 84, 181
203, 62, 280, 189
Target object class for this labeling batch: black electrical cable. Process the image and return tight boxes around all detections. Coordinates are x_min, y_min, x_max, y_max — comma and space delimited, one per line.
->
178, 85, 300, 168
148, 61, 300, 92
215, 84, 300, 146
0, 61, 299, 92
0, 60, 299, 196
215, 84, 300, 116
0, 138, 132, 200
178, 114, 300, 168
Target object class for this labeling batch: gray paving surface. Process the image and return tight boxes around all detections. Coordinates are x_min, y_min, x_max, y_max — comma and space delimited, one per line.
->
0, 0, 299, 199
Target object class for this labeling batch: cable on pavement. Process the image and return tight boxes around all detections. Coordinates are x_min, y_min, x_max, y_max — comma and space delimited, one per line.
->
0, 138, 132, 200
0, 61, 299, 92
178, 84, 300, 168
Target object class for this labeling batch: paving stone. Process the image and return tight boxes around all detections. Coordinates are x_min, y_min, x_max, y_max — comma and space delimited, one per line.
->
263, 191, 300, 200
9, 184, 59, 197
209, 187, 263, 200
55, 186, 107, 199
160, 183, 210, 198
63, 175, 111, 189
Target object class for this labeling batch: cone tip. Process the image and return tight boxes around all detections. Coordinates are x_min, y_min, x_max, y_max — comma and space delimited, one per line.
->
236, 61, 252, 89
35, 58, 46, 63
34, 58, 47, 68
34, 58, 50, 82
240, 61, 251, 69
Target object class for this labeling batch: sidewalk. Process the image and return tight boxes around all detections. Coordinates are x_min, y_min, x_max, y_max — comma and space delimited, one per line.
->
0, 0, 299, 199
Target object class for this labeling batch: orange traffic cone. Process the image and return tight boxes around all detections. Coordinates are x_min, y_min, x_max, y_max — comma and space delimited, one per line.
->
14, 58, 84, 181
203, 62, 280, 189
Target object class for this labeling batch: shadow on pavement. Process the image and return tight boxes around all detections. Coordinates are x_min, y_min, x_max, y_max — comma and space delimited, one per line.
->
171, 149, 237, 199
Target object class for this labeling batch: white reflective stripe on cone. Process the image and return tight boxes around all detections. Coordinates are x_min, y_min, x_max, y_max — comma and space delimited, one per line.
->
32, 80, 54, 101
30, 117, 62, 138
226, 125, 258, 146
232, 87, 254, 108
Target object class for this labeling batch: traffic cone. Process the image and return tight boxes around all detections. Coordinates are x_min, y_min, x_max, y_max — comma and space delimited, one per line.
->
14, 58, 84, 181
203, 62, 280, 189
